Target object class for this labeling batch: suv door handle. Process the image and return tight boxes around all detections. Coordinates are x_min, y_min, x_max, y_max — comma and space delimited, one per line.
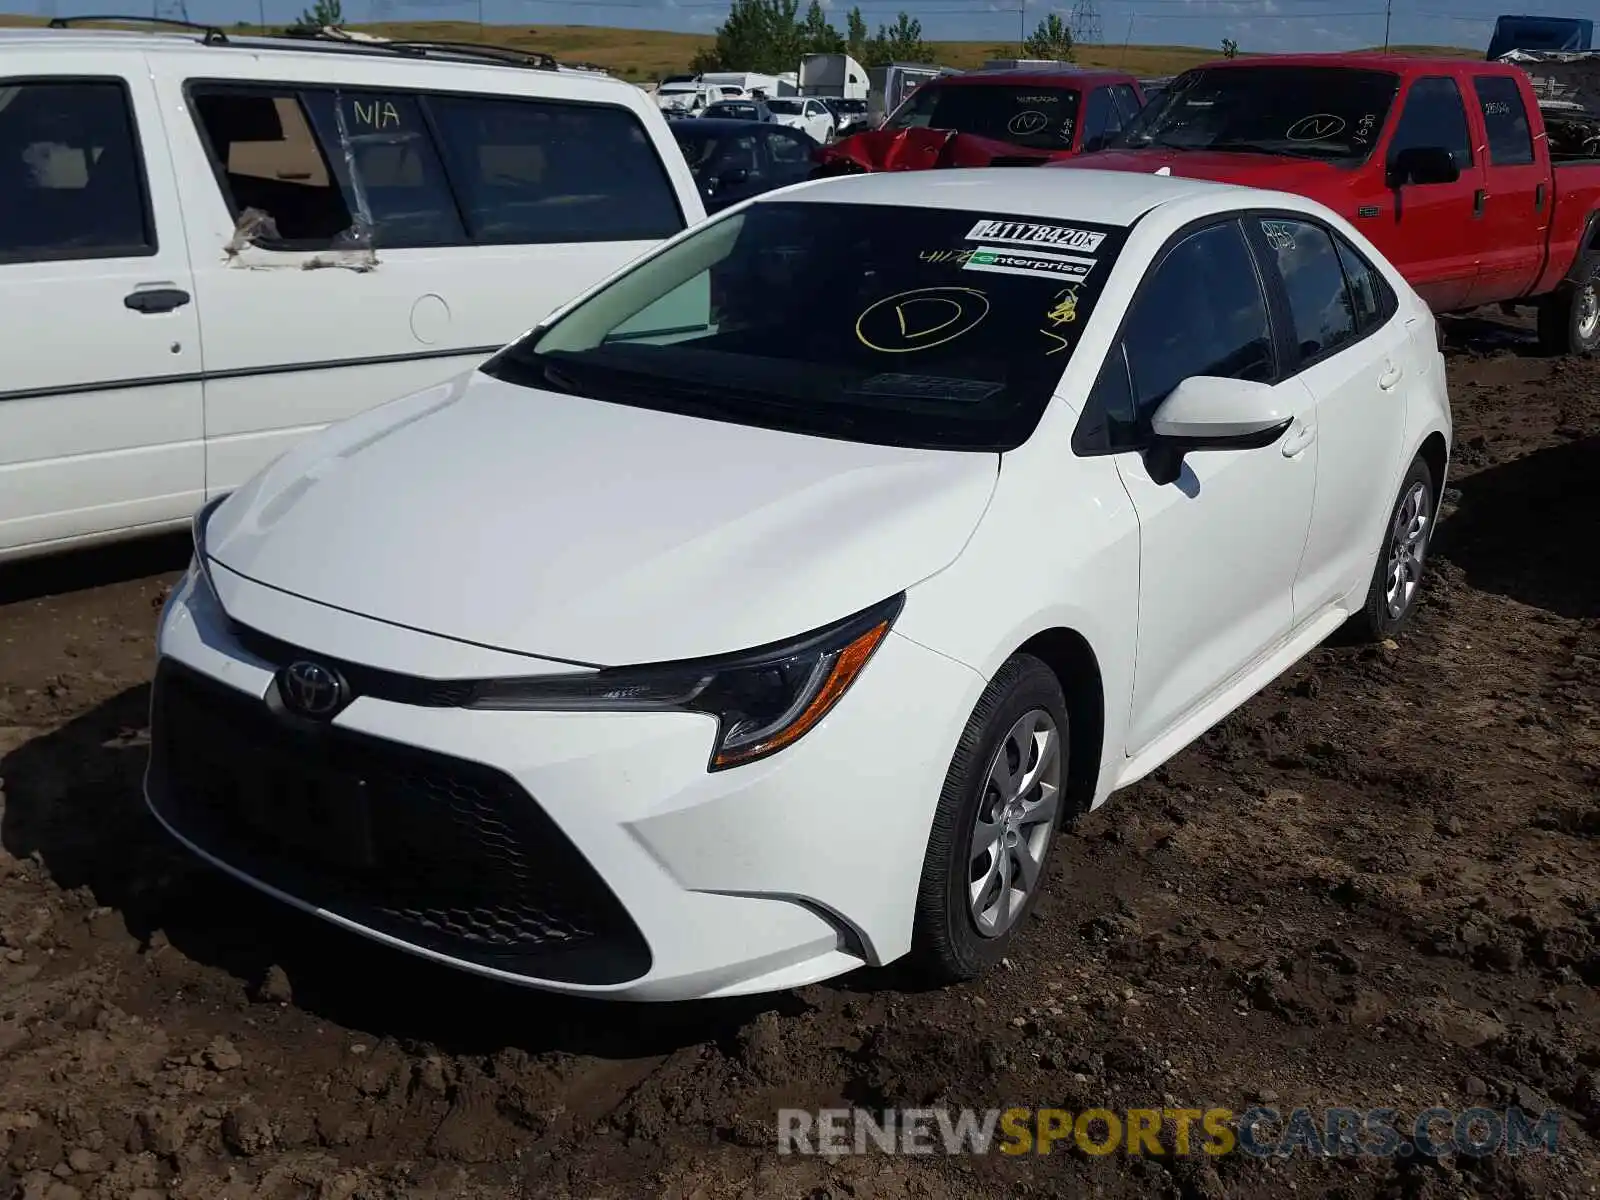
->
1473, 188, 1486, 218
124, 288, 191, 314
1378, 361, 1404, 391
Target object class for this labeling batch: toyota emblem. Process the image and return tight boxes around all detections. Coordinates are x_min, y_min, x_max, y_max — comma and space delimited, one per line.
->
280, 660, 346, 718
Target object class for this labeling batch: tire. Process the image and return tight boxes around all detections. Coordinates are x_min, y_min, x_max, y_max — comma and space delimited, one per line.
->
1537, 248, 1600, 355
1346, 453, 1436, 643
909, 653, 1070, 984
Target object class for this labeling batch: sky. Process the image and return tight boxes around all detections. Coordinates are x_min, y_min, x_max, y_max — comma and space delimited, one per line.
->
14, 0, 1570, 55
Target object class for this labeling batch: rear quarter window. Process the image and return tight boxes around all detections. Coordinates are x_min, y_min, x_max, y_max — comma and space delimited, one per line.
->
427, 94, 685, 244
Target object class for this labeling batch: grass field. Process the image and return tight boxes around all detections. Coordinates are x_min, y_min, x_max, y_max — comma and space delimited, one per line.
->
0, 14, 1476, 78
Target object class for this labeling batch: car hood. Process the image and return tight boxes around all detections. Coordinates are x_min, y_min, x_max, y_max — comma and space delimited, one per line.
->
817, 126, 1062, 172
1052, 147, 1353, 194
205, 371, 1000, 667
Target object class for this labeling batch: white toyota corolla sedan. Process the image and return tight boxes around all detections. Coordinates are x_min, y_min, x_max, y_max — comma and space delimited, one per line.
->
147, 169, 1451, 1001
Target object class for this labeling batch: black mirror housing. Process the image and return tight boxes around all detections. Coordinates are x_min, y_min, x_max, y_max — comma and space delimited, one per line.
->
1386, 145, 1460, 188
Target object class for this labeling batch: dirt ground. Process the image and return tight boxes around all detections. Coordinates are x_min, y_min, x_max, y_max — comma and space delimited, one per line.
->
0, 315, 1596, 1200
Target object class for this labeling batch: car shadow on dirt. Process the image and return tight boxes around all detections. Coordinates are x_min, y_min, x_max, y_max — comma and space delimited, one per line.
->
1435, 433, 1599, 620
0, 532, 190, 605
0, 687, 797, 1058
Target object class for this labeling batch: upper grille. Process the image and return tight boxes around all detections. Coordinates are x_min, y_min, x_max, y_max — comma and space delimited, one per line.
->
147, 660, 651, 985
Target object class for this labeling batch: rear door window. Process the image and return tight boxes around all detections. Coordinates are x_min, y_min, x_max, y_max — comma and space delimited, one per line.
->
1252, 217, 1357, 364
302, 91, 465, 248
427, 94, 685, 244
1473, 75, 1535, 166
0, 79, 154, 262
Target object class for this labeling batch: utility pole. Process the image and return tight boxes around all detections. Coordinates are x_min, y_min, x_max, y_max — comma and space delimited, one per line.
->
1019, 0, 1026, 57
1383, 0, 1392, 52
1119, 13, 1134, 67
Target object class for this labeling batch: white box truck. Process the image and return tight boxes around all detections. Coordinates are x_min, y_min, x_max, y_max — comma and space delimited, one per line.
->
799, 53, 869, 99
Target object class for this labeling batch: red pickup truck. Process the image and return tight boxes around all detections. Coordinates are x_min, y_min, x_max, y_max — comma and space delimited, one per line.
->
815, 66, 1146, 174
1050, 54, 1600, 354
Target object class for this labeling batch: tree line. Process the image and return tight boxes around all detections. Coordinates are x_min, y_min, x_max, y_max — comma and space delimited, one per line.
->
690, 0, 933, 73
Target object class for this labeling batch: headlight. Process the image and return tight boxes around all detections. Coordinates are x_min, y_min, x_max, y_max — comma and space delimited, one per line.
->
468, 593, 904, 770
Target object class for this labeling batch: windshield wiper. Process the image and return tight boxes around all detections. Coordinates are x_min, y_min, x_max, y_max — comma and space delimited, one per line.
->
1208, 140, 1339, 159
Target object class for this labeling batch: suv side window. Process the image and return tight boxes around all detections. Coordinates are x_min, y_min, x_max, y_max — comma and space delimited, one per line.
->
1388, 76, 1474, 173
302, 91, 465, 248
1254, 217, 1357, 363
191, 86, 354, 245
1473, 75, 1535, 166
1117, 221, 1275, 441
1, 80, 155, 263
427, 94, 684, 244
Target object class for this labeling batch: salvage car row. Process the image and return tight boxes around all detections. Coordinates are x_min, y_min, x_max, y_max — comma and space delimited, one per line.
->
0, 19, 1578, 1001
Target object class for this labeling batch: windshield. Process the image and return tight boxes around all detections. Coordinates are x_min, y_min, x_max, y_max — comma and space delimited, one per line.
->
767, 99, 804, 115
1112, 66, 1399, 160
884, 83, 1082, 150
482, 201, 1127, 452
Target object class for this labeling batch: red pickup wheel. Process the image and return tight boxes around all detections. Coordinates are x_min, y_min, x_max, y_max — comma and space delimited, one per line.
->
1538, 249, 1600, 356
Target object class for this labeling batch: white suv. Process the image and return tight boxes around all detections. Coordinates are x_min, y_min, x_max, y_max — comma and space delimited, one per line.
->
0, 21, 704, 562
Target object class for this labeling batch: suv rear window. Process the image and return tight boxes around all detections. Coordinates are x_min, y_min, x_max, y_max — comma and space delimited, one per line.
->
1114, 66, 1400, 160
483, 200, 1128, 451
885, 83, 1082, 150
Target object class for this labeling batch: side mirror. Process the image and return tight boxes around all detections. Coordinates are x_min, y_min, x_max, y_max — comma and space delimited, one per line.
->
1081, 134, 1109, 154
1144, 375, 1292, 485
1386, 145, 1460, 188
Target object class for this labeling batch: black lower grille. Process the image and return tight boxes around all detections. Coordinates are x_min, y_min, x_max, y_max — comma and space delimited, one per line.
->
147, 660, 651, 985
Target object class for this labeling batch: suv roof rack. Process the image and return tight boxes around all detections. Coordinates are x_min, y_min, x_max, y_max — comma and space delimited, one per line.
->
46, 13, 229, 44
278, 25, 558, 71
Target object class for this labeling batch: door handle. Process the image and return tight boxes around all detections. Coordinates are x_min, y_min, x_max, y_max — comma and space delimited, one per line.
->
1281, 419, 1317, 458
124, 287, 191, 314
1378, 361, 1404, 391
1473, 188, 1486, 218
1536, 182, 1546, 212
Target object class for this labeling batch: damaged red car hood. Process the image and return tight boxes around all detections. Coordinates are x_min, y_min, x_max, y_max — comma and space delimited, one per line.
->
814, 126, 1062, 173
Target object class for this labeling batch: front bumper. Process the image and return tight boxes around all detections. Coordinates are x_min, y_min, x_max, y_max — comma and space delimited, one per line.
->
145, 562, 985, 1000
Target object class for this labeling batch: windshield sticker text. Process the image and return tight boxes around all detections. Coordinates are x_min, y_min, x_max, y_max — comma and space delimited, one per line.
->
964, 220, 1106, 252
1059, 117, 1075, 142
963, 245, 1096, 284
1045, 286, 1080, 326
1040, 328, 1072, 356
920, 248, 976, 265
1261, 221, 1298, 252
351, 98, 403, 129
1353, 112, 1378, 144
1286, 114, 1346, 142
855, 286, 991, 353
1483, 100, 1512, 116
1008, 110, 1051, 136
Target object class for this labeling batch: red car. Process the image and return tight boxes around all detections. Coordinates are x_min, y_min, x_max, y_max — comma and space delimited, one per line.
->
1050, 53, 1600, 352
814, 66, 1146, 174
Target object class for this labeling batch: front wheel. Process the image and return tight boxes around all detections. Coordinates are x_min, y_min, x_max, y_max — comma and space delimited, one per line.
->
1537, 249, 1600, 355
1346, 453, 1436, 642
909, 654, 1069, 984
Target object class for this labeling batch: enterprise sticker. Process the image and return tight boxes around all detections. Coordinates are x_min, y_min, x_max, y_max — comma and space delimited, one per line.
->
962, 245, 1096, 283
964, 219, 1106, 253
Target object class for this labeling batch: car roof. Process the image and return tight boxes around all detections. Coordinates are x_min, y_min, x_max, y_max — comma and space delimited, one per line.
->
936, 66, 1139, 88
0, 25, 634, 90
773, 167, 1259, 227
1177, 51, 1488, 74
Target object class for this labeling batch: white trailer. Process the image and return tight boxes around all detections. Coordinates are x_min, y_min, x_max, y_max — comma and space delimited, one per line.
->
698, 71, 787, 100
798, 53, 869, 100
